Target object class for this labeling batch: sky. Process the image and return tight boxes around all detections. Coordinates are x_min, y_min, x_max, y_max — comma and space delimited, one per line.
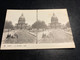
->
5, 9, 69, 26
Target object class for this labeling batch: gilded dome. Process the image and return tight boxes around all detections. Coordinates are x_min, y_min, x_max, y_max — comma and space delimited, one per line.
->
51, 13, 58, 23
19, 14, 25, 20
18, 14, 25, 24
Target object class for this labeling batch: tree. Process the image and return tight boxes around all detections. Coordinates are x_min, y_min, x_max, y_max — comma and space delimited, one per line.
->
4, 21, 14, 29
32, 20, 47, 29
66, 22, 70, 28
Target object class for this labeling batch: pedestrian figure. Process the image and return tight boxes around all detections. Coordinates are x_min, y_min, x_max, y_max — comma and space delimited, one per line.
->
6, 34, 11, 39
11, 35, 15, 38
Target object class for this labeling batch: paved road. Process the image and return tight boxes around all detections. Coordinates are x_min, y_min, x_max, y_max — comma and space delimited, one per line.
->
16, 30, 36, 43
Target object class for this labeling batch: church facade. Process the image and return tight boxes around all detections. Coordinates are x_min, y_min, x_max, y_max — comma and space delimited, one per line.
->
15, 14, 28, 29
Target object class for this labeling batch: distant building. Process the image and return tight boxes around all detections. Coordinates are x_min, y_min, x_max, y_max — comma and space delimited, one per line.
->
15, 14, 28, 29
50, 13, 61, 28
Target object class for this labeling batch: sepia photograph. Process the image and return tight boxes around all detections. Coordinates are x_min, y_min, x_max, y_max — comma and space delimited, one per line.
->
1, 9, 75, 49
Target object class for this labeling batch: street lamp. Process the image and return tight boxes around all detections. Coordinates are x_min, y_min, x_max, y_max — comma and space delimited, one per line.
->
36, 10, 38, 44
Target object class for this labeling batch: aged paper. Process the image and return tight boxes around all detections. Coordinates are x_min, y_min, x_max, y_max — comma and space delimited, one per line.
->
1, 9, 75, 50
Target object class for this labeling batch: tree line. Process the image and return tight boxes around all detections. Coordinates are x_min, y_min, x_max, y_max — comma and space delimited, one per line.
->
4, 20, 70, 29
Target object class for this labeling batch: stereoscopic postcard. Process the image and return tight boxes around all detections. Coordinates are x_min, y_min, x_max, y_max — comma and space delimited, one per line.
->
1, 9, 75, 50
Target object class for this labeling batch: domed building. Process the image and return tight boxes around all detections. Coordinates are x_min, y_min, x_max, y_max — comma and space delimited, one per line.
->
50, 13, 61, 28
51, 13, 58, 23
16, 14, 28, 29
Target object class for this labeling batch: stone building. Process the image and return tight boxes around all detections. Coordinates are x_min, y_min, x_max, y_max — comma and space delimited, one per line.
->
50, 13, 61, 28
16, 14, 28, 29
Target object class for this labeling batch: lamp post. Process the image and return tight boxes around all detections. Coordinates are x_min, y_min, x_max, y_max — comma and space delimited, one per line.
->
36, 10, 38, 44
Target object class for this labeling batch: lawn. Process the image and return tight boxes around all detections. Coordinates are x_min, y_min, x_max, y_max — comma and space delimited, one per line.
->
38, 29, 73, 43
4, 30, 37, 44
